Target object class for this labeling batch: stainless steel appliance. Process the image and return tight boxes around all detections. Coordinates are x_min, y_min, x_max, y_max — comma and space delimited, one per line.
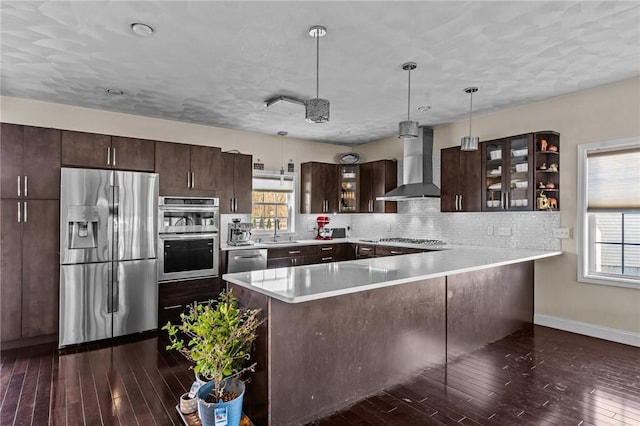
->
158, 197, 219, 282
228, 219, 253, 246
59, 168, 159, 347
226, 249, 267, 273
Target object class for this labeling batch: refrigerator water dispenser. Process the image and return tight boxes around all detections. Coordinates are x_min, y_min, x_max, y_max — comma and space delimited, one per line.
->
67, 206, 99, 249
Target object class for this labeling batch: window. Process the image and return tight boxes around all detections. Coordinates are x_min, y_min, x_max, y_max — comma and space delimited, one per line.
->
251, 172, 295, 233
578, 137, 640, 288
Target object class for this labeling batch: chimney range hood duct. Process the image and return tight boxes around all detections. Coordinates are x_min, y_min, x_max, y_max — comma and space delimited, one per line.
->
377, 127, 440, 200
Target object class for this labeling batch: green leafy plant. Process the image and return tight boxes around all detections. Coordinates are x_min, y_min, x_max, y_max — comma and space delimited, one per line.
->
162, 290, 262, 402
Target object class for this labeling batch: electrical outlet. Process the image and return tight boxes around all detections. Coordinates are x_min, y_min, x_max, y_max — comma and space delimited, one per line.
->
486, 226, 494, 236
497, 227, 511, 236
553, 228, 571, 239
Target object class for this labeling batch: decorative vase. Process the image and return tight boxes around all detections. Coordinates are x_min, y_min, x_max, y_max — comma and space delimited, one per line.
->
197, 379, 245, 426
179, 393, 197, 414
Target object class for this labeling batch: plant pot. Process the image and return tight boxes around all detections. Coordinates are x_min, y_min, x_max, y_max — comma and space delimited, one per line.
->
179, 392, 197, 414
197, 379, 245, 426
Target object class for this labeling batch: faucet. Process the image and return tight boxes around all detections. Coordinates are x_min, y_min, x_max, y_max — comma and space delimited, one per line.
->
273, 217, 280, 242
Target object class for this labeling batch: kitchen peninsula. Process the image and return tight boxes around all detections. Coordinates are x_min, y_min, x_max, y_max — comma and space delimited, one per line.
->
223, 244, 561, 426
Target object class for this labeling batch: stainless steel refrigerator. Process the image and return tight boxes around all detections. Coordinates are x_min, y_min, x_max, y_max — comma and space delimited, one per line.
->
59, 168, 158, 347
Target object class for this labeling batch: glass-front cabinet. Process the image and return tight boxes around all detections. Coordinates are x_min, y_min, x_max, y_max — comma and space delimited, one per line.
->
534, 131, 560, 211
482, 134, 534, 211
339, 165, 357, 213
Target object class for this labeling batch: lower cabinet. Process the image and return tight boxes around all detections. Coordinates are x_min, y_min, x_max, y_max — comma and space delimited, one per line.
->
355, 244, 376, 259
266, 245, 316, 268
0, 199, 59, 343
374, 245, 425, 256
158, 277, 223, 326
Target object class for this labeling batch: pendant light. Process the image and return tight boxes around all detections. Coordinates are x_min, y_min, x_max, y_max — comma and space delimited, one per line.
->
305, 25, 329, 123
398, 62, 418, 139
460, 87, 479, 151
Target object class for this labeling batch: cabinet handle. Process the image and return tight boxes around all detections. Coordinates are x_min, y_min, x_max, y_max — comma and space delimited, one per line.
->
322, 257, 333, 261
288, 250, 301, 254
163, 304, 183, 310
321, 247, 332, 251
24, 201, 27, 223
107, 146, 111, 166
291, 258, 297, 266
17, 202, 21, 223
112, 147, 116, 167
234, 198, 238, 212
390, 251, 402, 255
191, 172, 195, 189
230, 198, 234, 212
360, 247, 372, 252
459, 194, 463, 211
24, 175, 27, 197
454, 194, 459, 211
505, 192, 509, 210
187, 172, 191, 188
17, 176, 20, 197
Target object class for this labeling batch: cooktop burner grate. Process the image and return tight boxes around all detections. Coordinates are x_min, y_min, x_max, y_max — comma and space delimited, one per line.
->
379, 237, 445, 245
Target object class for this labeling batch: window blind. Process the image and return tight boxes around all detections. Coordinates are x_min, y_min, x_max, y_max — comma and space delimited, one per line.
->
252, 174, 294, 192
587, 147, 640, 211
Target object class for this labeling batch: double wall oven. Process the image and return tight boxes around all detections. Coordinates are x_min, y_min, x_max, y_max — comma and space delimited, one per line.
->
158, 197, 219, 282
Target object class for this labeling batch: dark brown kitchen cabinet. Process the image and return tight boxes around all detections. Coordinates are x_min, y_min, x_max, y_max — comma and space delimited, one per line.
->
533, 131, 560, 211
358, 160, 397, 213
482, 134, 534, 211
300, 162, 338, 214
306, 243, 354, 264
220, 152, 252, 214
355, 244, 376, 259
0, 199, 59, 343
1, 124, 61, 199
155, 141, 221, 196
440, 146, 481, 212
61, 130, 155, 171
266, 245, 316, 268
159, 277, 223, 325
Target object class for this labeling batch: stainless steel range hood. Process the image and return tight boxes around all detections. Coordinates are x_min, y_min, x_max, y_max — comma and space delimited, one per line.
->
377, 126, 440, 200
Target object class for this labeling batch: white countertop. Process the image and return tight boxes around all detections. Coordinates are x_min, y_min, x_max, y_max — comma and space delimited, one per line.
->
221, 237, 448, 251
223, 245, 562, 303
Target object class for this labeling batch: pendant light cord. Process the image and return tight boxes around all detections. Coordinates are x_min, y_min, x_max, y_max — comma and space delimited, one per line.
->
316, 33, 320, 98
407, 68, 411, 120
468, 91, 473, 137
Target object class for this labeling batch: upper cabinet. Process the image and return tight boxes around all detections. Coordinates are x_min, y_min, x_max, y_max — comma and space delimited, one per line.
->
155, 142, 221, 196
358, 160, 397, 213
1, 123, 61, 199
482, 134, 534, 211
339, 165, 357, 213
219, 151, 252, 214
300, 162, 338, 214
61, 130, 155, 172
533, 131, 560, 211
440, 147, 481, 212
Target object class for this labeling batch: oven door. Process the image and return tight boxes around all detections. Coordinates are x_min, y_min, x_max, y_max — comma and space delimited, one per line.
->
158, 233, 218, 282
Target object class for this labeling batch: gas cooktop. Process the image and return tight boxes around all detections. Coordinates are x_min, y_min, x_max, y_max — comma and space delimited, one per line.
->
360, 238, 446, 246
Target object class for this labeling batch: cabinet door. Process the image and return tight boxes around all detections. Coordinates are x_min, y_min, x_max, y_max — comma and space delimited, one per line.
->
322, 163, 339, 213
21, 200, 59, 337
505, 134, 533, 211
61, 130, 111, 168
234, 153, 253, 214
371, 160, 397, 213
190, 145, 221, 193
301, 163, 326, 213
482, 139, 506, 211
459, 148, 481, 212
358, 163, 374, 213
0, 200, 22, 341
111, 136, 155, 172
0, 123, 23, 198
440, 147, 460, 212
219, 152, 235, 214
156, 141, 191, 195
23, 127, 61, 199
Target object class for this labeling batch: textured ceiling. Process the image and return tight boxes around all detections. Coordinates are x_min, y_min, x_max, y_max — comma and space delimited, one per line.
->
1, 1, 639, 145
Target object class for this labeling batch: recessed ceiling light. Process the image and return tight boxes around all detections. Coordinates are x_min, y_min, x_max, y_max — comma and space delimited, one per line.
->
418, 106, 431, 112
131, 22, 154, 37
106, 89, 125, 96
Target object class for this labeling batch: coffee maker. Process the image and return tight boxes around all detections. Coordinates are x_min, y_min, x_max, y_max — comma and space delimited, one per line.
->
315, 216, 332, 240
227, 219, 253, 246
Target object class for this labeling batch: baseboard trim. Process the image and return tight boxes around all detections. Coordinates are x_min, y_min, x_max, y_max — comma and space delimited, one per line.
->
534, 314, 640, 347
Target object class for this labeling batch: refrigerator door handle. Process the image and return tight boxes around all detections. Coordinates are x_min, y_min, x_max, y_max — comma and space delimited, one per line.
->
113, 184, 120, 260
107, 264, 114, 313
112, 266, 119, 313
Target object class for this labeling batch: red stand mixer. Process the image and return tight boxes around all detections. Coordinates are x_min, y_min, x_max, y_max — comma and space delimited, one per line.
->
315, 216, 332, 240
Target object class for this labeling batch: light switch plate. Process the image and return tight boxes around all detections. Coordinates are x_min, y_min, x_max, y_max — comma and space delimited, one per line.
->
487, 226, 494, 236
497, 227, 511, 236
553, 228, 571, 239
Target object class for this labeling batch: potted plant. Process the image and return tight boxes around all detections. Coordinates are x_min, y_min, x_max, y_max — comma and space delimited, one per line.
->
163, 290, 262, 426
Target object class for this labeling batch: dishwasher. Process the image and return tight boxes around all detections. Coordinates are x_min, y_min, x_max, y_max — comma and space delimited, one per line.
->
226, 249, 268, 273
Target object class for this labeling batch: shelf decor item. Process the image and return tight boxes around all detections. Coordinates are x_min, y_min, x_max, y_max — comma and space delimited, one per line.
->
163, 290, 263, 426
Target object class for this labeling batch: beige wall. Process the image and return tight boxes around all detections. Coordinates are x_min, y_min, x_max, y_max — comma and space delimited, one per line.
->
0, 96, 348, 171
359, 77, 640, 335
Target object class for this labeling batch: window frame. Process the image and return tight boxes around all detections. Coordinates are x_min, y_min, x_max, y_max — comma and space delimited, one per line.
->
577, 136, 640, 289
251, 171, 296, 235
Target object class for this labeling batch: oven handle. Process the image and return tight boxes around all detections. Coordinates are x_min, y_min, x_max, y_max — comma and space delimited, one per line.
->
159, 205, 217, 213
159, 233, 218, 240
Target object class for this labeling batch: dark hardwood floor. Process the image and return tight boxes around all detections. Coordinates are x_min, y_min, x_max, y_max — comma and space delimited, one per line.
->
1, 325, 638, 426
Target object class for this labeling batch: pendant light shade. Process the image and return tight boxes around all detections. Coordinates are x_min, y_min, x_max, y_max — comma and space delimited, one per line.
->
398, 62, 418, 139
306, 25, 329, 123
461, 87, 479, 151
